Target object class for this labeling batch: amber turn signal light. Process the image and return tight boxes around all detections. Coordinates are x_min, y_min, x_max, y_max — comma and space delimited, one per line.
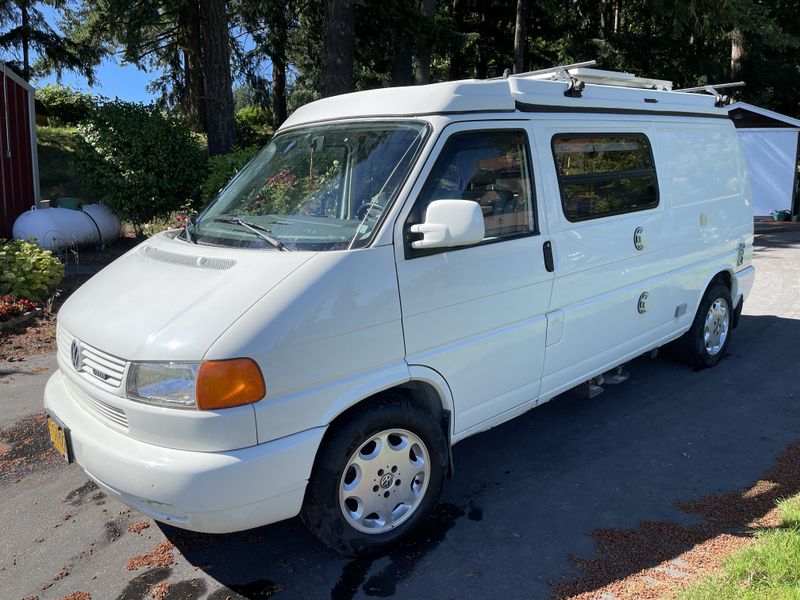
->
196, 358, 266, 410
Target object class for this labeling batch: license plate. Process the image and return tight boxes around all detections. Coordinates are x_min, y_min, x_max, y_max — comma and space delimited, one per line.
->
47, 414, 72, 463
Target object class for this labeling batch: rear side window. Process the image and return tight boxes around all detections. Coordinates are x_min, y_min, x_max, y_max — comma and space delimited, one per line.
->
552, 134, 659, 222
410, 130, 536, 241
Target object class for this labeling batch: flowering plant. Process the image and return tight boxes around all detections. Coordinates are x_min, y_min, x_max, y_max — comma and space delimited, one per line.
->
0, 294, 39, 322
243, 169, 298, 216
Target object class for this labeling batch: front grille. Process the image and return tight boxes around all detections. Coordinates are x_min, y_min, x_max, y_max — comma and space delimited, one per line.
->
86, 396, 129, 428
78, 342, 126, 387
58, 327, 127, 388
58, 326, 130, 430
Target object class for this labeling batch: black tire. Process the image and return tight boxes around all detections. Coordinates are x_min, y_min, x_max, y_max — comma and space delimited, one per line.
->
301, 394, 448, 556
679, 282, 734, 369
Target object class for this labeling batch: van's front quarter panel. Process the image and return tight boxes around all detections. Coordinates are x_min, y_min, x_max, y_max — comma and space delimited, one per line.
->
52, 231, 315, 453
205, 245, 409, 444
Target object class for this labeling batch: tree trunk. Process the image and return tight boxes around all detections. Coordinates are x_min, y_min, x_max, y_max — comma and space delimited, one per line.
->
415, 0, 437, 84
731, 27, 744, 79
321, 0, 355, 97
449, 0, 465, 80
180, 1, 206, 132
473, 8, 488, 79
21, 0, 30, 81
271, 41, 287, 128
393, 36, 413, 86
599, 0, 606, 39
513, 0, 527, 74
200, 0, 236, 156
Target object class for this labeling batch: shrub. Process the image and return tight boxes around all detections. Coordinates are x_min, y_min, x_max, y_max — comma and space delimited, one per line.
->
0, 239, 64, 301
201, 145, 260, 206
74, 100, 207, 227
235, 105, 272, 148
37, 84, 96, 126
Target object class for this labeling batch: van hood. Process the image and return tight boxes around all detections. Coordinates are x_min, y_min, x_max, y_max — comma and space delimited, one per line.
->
58, 232, 314, 361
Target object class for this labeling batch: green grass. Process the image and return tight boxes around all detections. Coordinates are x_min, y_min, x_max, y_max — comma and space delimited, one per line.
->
678, 496, 800, 600
36, 125, 94, 202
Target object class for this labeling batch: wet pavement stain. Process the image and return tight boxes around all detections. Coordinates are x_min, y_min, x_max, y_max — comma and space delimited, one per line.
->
114, 566, 172, 600
330, 502, 465, 600
0, 413, 61, 484
104, 517, 125, 542
64, 480, 100, 506
207, 579, 283, 599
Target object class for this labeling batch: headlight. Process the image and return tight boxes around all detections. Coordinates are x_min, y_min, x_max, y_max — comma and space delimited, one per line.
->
127, 362, 200, 409
127, 359, 266, 410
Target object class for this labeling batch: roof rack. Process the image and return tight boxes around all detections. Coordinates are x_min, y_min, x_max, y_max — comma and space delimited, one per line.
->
500, 59, 674, 98
674, 81, 745, 107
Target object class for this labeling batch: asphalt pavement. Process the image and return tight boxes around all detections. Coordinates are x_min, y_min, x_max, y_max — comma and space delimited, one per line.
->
1, 224, 799, 600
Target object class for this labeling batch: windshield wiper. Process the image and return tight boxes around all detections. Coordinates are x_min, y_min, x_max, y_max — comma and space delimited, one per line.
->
211, 216, 290, 251
183, 215, 198, 244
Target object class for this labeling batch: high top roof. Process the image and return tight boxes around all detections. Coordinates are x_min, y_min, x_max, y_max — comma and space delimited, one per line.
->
281, 68, 727, 130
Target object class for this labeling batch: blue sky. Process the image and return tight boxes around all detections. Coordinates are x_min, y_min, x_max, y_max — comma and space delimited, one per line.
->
30, 6, 158, 102
35, 59, 157, 103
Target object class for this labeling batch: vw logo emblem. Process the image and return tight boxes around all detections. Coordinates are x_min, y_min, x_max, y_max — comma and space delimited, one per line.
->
379, 473, 394, 489
70, 340, 82, 370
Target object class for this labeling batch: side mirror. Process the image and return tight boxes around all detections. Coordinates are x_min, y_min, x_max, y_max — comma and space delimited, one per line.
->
409, 199, 485, 250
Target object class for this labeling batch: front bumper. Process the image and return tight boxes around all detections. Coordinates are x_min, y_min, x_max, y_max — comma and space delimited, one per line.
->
44, 370, 326, 533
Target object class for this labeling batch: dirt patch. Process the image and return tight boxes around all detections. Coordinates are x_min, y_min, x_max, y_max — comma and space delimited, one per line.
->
0, 413, 62, 484
129, 521, 151, 534
58, 593, 91, 600
552, 442, 800, 599
40, 565, 70, 590
127, 541, 176, 571
150, 581, 170, 600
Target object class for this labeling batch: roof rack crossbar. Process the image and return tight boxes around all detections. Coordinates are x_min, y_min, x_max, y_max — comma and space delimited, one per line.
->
675, 81, 746, 93
508, 60, 598, 79
675, 81, 745, 107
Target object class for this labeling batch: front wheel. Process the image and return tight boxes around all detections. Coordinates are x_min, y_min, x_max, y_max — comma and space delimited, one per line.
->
301, 396, 448, 556
680, 282, 734, 368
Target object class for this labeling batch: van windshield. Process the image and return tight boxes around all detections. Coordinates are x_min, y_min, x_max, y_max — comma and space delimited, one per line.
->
191, 121, 428, 251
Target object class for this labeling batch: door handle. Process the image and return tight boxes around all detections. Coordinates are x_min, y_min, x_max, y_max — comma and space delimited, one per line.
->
543, 241, 554, 272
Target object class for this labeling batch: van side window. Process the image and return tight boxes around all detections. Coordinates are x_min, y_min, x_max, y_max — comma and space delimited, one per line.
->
552, 134, 659, 222
410, 130, 535, 241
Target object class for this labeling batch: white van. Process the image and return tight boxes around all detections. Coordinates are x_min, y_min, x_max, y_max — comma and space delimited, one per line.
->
44, 67, 755, 556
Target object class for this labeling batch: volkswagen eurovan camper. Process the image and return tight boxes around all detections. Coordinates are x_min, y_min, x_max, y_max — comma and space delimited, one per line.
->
45, 66, 755, 555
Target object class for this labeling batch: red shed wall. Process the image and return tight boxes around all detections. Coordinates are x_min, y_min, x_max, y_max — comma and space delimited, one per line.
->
0, 67, 37, 238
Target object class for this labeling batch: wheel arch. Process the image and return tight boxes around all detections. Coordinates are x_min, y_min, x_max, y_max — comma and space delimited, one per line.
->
694, 267, 735, 316
320, 365, 454, 435
314, 366, 455, 480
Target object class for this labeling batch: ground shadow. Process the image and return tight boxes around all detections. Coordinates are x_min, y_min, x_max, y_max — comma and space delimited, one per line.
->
163, 309, 800, 600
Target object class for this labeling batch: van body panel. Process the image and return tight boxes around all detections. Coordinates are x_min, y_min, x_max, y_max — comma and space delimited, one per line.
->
205, 246, 407, 444
57, 231, 313, 362
532, 122, 673, 398
394, 120, 554, 435
657, 124, 754, 322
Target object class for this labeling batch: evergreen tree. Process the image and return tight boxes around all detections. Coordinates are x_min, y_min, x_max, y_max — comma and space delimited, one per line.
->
0, 0, 99, 81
